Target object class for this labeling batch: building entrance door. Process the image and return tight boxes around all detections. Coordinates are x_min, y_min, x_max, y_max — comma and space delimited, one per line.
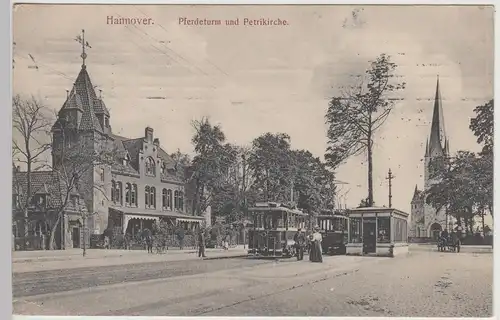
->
72, 227, 80, 248
363, 219, 376, 254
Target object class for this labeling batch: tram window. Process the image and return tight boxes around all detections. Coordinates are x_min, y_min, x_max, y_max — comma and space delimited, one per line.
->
349, 218, 362, 243
377, 217, 391, 243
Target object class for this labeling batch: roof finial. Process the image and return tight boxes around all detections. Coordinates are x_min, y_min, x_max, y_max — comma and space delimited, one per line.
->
66, 89, 69, 98
99, 89, 102, 99
75, 29, 91, 68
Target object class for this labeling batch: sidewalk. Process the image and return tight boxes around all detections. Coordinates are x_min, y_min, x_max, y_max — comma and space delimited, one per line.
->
409, 243, 493, 253
12, 246, 248, 273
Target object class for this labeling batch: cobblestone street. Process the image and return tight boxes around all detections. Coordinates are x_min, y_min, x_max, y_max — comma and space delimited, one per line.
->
13, 246, 492, 317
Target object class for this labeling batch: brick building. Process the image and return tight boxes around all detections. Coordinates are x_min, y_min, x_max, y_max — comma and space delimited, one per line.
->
12, 54, 204, 250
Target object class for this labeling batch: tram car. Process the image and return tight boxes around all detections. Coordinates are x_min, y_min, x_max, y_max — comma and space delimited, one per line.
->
316, 210, 349, 255
248, 202, 308, 258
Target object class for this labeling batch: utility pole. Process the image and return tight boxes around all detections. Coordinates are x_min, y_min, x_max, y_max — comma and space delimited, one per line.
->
241, 153, 247, 249
386, 169, 395, 208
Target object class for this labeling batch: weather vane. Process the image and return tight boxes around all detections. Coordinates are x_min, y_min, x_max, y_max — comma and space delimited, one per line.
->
74, 29, 92, 67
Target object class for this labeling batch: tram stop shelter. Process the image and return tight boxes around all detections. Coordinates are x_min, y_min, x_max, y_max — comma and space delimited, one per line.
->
346, 207, 409, 257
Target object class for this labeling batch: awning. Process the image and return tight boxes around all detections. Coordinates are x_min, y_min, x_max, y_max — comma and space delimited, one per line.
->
126, 214, 159, 222
176, 218, 202, 223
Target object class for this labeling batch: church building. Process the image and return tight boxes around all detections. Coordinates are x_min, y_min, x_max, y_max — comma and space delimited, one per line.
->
409, 76, 456, 240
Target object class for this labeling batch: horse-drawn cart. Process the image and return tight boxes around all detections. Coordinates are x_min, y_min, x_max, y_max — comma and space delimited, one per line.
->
437, 236, 461, 253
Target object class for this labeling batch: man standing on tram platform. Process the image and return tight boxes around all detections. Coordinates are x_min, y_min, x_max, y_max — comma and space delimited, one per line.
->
294, 228, 306, 261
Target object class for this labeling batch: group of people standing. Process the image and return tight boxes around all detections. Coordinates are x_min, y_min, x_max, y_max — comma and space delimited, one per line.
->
293, 226, 323, 263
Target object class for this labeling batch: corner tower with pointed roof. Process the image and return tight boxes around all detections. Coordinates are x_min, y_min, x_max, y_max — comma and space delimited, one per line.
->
51, 41, 114, 238
409, 76, 453, 240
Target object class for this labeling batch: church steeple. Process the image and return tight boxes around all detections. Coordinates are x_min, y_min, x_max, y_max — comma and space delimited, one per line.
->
428, 75, 447, 157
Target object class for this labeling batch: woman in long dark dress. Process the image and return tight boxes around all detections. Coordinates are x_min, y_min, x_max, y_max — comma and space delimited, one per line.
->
309, 226, 323, 263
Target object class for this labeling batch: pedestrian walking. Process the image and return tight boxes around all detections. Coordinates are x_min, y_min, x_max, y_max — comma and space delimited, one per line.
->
293, 228, 306, 261
142, 228, 153, 253
198, 228, 207, 258
223, 233, 230, 250
309, 226, 323, 263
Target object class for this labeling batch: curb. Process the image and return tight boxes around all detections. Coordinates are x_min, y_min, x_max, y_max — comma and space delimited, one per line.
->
202, 254, 248, 261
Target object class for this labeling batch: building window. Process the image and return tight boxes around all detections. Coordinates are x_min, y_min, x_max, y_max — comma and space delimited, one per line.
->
150, 187, 156, 209
167, 189, 172, 210
115, 182, 123, 205
100, 168, 105, 182
111, 180, 116, 202
145, 157, 156, 176
145, 186, 156, 209
125, 183, 131, 206
162, 189, 167, 209
71, 195, 79, 208
377, 217, 391, 243
161, 163, 165, 174
394, 218, 407, 242
174, 190, 179, 210
349, 217, 362, 243
12, 194, 19, 209
179, 191, 184, 211
105, 117, 109, 128
132, 184, 137, 206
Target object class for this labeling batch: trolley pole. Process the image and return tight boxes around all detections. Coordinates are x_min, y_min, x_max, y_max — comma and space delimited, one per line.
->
386, 169, 395, 208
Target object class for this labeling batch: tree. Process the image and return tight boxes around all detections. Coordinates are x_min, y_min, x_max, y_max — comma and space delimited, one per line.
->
190, 118, 234, 216
247, 133, 294, 202
44, 119, 117, 250
470, 99, 493, 156
292, 150, 336, 210
425, 151, 488, 235
171, 149, 191, 169
325, 54, 406, 206
469, 99, 494, 219
12, 94, 52, 249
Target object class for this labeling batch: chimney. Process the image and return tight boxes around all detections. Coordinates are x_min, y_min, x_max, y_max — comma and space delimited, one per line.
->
145, 127, 154, 142
16, 166, 20, 172
66, 90, 69, 98
153, 138, 160, 146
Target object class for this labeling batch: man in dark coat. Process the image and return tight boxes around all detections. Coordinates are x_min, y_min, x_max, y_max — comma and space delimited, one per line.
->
198, 228, 207, 258
294, 228, 306, 261
142, 228, 153, 253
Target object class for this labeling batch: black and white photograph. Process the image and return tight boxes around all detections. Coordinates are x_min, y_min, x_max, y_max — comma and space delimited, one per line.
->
11, 4, 494, 317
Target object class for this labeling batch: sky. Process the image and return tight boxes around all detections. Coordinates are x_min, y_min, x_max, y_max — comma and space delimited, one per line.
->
12, 4, 494, 216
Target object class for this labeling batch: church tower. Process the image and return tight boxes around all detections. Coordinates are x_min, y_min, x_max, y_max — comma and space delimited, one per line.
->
410, 76, 452, 239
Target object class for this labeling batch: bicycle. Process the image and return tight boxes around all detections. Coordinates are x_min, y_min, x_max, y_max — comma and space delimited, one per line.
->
153, 238, 167, 254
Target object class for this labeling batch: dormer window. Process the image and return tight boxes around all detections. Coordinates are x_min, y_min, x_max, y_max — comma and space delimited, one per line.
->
31, 195, 46, 207
145, 156, 156, 176
71, 195, 79, 207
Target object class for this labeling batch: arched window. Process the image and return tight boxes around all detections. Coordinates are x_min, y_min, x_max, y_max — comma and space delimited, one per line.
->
145, 186, 150, 207
116, 182, 123, 205
174, 190, 179, 210
150, 187, 156, 209
162, 189, 167, 209
167, 189, 172, 210
125, 183, 131, 206
131, 184, 137, 206
179, 191, 184, 211
145, 157, 156, 176
111, 180, 116, 202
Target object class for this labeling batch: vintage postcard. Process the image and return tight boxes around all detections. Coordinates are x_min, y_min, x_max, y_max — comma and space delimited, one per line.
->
11, 4, 494, 317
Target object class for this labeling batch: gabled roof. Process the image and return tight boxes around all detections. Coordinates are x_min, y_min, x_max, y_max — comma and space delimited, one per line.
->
12, 171, 87, 213
109, 133, 187, 181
